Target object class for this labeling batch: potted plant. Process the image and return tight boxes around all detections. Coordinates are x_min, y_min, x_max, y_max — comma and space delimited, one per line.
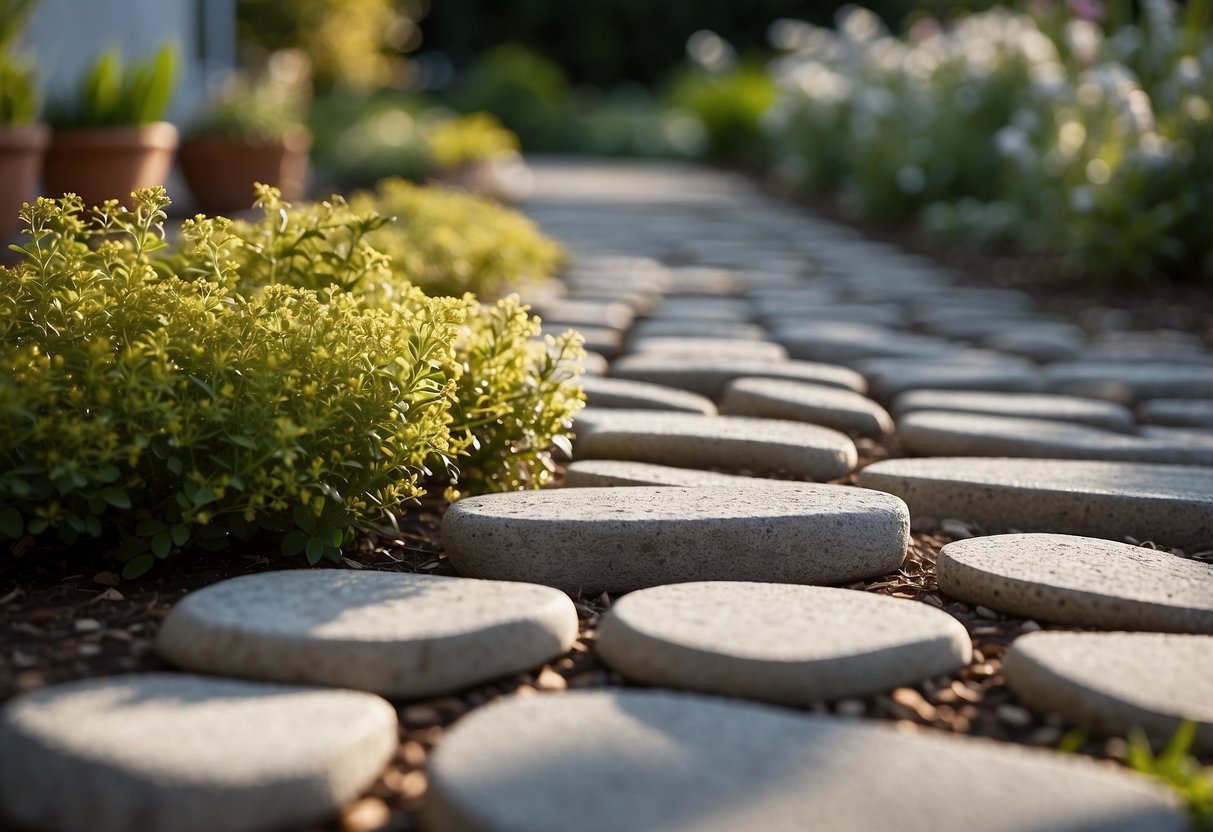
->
43, 44, 178, 207
0, 0, 47, 237
178, 72, 311, 213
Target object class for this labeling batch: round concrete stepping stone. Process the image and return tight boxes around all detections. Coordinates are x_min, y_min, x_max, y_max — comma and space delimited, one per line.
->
579, 375, 717, 415
858, 358, 1041, 401
422, 689, 1185, 832
1004, 631, 1213, 753
625, 336, 787, 363
0, 673, 397, 832
531, 299, 635, 331
762, 302, 904, 327
982, 326, 1085, 362
773, 324, 953, 365
1045, 362, 1213, 403
899, 411, 1213, 465
1139, 398, 1213, 428
627, 319, 766, 342
719, 377, 892, 438
646, 298, 753, 323
157, 570, 578, 698
596, 582, 970, 704
573, 409, 857, 480
894, 390, 1134, 432
610, 353, 865, 400
442, 485, 909, 593
563, 460, 813, 489
937, 533, 1213, 632
858, 457, 1213, 550
543, 325, 622, 359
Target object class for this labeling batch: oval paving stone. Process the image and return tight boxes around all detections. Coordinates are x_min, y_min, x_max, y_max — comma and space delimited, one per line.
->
579, 375, 717, 415
156, 570, 578, 698
573, 409, 857, 480
1004, 631, 1213, 753
421, 689, 1184, 832
609, 353, 865, 399
937, 533, 1213, 632
720, 377, 893, 438
596, 582, 970, 705
858, 457, 1213, 550
899, 411, 1213, 465
894, 390, 1134, 432
442, 485, 909, 593
563, 460, 816, 489
0, 673, 397, 832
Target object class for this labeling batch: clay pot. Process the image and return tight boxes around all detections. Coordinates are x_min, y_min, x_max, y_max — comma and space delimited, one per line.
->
178, 127, 311, 213
0, 123, 50, 237
42, 122, 178, 208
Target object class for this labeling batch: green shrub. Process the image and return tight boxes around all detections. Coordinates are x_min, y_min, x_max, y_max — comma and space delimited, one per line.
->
666, 63, 776, 163
355, 178, 566, 299
445, 295, 584, 497
46, 44, 177, 128
0, 188, 461, 576
424, 111, 520, 171
176, 184, 584, 498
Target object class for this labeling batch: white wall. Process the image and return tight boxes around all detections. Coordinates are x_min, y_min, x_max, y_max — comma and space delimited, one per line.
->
24, 0, 236, 122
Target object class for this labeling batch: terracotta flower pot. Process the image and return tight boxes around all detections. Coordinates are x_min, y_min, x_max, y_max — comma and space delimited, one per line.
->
42, 122, 178, 208
178, 128, 311, 213
0, 123, 50, 238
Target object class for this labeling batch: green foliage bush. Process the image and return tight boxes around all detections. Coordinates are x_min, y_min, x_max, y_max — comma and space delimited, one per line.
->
46, 44, 177, 128
666, 64, 777, 164
203, 184, 584, 497
766, 2, 1213, 282
355, 178, 566, 299
424, 112, 519, 171
0, 189, 460, 576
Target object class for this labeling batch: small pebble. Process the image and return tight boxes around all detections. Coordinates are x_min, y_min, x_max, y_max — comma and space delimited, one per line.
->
535, 668, 568, 691
340, 797, 391, 832
73, 618, 102, 633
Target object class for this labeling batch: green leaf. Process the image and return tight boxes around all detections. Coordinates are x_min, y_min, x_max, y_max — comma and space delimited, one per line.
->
135, 518, 165, 537
305, 537, 324, 565
101, 487, 132, 509
122, 553, 155, 580
169, 523, 189, 546
96, 465, 121, 483
281, 529, 308, 557
0, 507, 23, 539
151, 530, 172, 558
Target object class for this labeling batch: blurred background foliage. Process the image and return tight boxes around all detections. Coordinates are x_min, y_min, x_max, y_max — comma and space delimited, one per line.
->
222, 0, 1213, 285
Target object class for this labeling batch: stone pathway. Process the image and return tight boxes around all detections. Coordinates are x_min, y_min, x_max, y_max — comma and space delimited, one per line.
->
4, 159, 1213, 831
423, 690, 1186, 832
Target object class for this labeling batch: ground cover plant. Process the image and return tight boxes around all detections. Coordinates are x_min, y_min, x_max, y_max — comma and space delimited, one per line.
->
0, 185, 583, 577
765, 0, 1213, 283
